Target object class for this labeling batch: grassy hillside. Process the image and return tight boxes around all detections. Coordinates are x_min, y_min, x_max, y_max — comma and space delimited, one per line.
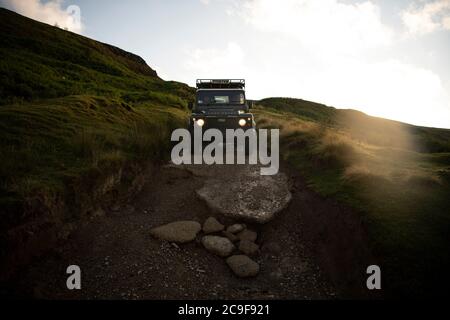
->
256, 98, 450, 298
2, 7, 449, 298
259, 98, 450, 153
0, 8, 194, 237
0, 8, 193, 106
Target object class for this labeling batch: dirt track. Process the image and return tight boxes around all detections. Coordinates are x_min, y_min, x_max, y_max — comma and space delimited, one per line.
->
5, 159, 374, 299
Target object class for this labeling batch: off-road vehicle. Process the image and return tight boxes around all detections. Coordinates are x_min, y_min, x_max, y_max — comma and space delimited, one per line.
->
189, 79, 255, 132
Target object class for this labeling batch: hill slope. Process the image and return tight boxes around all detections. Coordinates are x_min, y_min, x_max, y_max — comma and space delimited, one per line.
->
0, 7, 194, 207
0, 8, 193, 105
0, 8, 194, 279
255, 98, 450, 298
259, 97, 450, 153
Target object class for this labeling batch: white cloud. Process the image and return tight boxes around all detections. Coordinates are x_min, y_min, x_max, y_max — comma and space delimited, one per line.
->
225, 0, 450, 128
444, 15, 450, 28
236, 0, 393, 55
299, 58, 450, 128
401, 0, 450, 35
183, 42, 247, 82
1, 0, 83, 33
171, 0, 450, 127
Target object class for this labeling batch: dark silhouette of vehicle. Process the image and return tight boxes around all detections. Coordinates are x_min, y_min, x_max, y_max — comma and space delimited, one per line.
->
188, 79, 255, 133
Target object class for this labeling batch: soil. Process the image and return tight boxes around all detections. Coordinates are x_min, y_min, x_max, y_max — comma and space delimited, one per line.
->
3, 161, 376, 300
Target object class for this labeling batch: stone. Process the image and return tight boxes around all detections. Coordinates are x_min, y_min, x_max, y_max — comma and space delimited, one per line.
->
196, 165, 292, 224
237, 230, 258, 243
203, 217, 225, 234
222, 231, 239, 243
226, 255, 260, 278
239, 240, 259, 256
150, 221, 201, 244
226, 224, 246, 234
202, 236, 235, 257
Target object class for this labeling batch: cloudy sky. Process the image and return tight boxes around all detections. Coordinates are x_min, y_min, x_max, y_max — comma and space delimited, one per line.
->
2, 0, 450, 128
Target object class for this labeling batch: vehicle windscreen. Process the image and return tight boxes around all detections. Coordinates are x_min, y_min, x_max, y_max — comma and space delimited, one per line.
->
197, 90, 245, 106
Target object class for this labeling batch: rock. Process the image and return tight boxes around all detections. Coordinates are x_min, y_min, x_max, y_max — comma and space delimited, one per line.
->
226, 255, 260, 278
202, 236, 235, 257
239, 240, 259, 256
222, 231, 239, 243
227, 224, 246, 234
150, 221, 201, 243
203, 217, 225, 234
196, 165, 292, 224
237, 230, 258, 243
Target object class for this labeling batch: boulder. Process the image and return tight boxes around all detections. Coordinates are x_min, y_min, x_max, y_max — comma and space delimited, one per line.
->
150, 221, 201, 244
239, 240, 259, 256
203, 217, 225, 234
222, 231, 239, 243
202, 236, 235, 257
226, 255, 260, 278
237, 230, 258, 243
226, 224, 246, 234
196, 165, 292, 224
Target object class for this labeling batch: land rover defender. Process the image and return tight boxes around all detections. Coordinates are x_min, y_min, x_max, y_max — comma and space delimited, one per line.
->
189, 79, 256, 132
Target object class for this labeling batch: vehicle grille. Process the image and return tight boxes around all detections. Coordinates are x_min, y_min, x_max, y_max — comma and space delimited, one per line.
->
205, 110, 236, 116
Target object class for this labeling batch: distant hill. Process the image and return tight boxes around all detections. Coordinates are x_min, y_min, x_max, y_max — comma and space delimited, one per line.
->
0, 8, 193, 105
259, 97, 450, 153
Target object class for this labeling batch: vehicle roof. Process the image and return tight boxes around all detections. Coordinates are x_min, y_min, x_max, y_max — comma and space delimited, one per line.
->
196, 79, 245, 89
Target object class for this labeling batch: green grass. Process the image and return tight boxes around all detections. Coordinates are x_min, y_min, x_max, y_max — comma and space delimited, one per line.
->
259, 98, 450, 153
0, 8, 194, 106
0, 8, 194, 232
0, 95, 188, 229
255, 102, 450, 298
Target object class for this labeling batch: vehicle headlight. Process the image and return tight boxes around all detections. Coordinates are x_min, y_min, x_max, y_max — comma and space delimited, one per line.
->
196, 119, 205, 127
239, 119, 247, 127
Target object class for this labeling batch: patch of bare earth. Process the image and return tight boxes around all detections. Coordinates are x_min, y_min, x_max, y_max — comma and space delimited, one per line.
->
4, 163, 355, 300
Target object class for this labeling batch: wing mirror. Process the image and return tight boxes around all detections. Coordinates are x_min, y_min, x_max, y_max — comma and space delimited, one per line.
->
248, 100, 254, 109
188, 102, 194, 110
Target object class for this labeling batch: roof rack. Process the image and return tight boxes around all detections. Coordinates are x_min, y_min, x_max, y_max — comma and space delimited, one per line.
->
196, 79, 245, 89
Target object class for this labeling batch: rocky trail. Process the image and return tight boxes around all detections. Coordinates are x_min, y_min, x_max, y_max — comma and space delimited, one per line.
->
5, 159, 346, 300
